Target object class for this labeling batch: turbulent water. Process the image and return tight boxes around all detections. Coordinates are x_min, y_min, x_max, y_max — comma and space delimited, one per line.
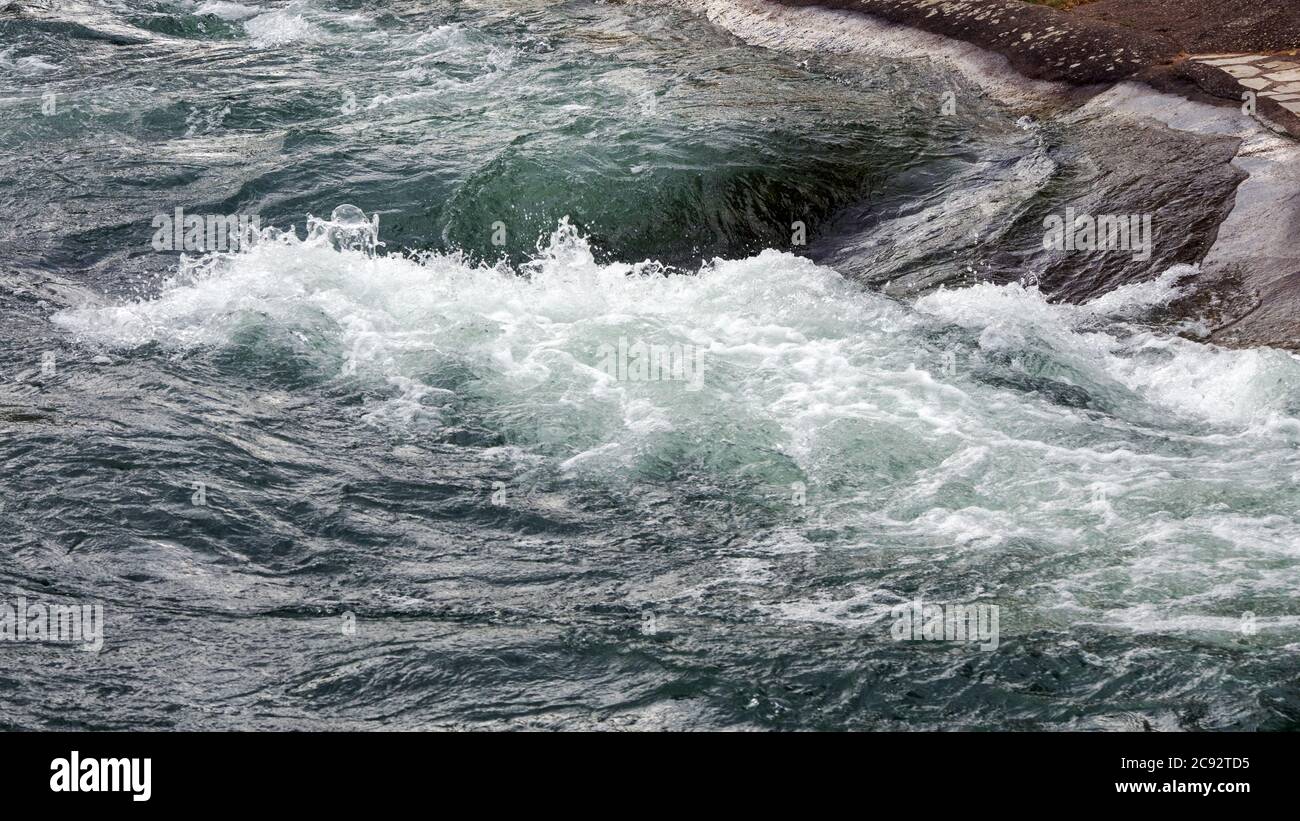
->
1, 0, 1298, 730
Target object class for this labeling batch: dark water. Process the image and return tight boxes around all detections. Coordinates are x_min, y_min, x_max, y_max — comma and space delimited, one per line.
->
1, 0, 1297, 730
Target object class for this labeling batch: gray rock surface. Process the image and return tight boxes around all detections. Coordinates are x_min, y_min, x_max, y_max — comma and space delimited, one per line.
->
771, 0, 1176, 83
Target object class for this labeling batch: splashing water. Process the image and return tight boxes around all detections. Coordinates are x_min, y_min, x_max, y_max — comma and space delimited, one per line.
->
5, 0, 1298, 731
52, 215, 1300, 675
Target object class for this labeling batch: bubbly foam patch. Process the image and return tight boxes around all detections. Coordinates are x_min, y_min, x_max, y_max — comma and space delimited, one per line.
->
244, 4, 326, 47
53, 211, 1300, 637
55, 211, 1300, 435
0, 46, 60, 75
193, 1, 260, 21
914, 266, 1299, 426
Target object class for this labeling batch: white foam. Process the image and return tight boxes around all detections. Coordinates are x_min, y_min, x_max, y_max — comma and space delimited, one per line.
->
0, 46, 59, 75
244, 5, 325, 47
52, 214, 1300, 637
915, 267, 1300, 426
193, 1, 260, 21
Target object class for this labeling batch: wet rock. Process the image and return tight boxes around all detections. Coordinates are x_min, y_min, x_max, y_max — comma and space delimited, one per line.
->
771, 0, 1177, 83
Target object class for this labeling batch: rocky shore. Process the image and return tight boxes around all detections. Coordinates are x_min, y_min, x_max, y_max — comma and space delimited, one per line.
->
772, 0, 1172, 82
770, 0, 1300, 137
1075, 0, 1300, 56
